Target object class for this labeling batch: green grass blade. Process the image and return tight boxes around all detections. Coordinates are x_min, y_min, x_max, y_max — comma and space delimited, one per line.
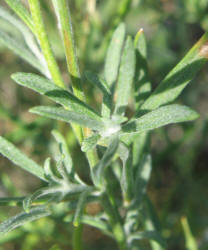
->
104, 23, 126, 87
12, 72, 101, 120
85, 71, 112, 118
114, 36, 136, 116
0, 30, 44, 74
121, 104, 199, 135
4, 0, 35, 33
139, 32, 208, 112
0, 136, 46, 181
30, 106, 105, 131
0, 206, 51, 235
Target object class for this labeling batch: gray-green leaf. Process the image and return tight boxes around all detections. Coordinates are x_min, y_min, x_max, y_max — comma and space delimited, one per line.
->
30, 106, 105, 131
0, 136, 46, 181
12, 73, 100, 120
0, 31, 44, 74
114, 36, 136, 116
128, 230, 166, 248
121, 104, 199, 136
92, 137, 119, 188
0, 206, 51, 235
85, 71, 112, 118
139, 32, 208, 112
104, 23, 126, 86
81, 133, 101, 152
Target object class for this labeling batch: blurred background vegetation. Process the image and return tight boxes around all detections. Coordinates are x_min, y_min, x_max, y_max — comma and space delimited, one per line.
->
0, 0, 208, 249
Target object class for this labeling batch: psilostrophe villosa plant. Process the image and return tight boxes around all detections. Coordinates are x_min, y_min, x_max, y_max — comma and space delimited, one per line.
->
0, 1, 208, 249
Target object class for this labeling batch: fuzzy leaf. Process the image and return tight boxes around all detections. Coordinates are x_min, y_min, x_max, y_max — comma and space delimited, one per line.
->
129, 230, 166, 248
73, 189, 92, 227
104, 23, 126, 86
0, 136, 46, 181
30, 106, 105, 131
12, 73, 100, 120
114, 36, 136, 116
4, 0, 35, 33
0, 206, 51, 235
134, 29, 151, 108
121, 104, 199, 136
52, 130, 73, 179
81, 215, 111, 236
81, 134, 101, 152
23, 187, 62, 212
0, 30, 43, 73
43, 158, 60, 183
139, 32, 208, 112
92, 137, 119, 188
134, 155, 152, 205
0, 6, 46, 76
85, 71, 112, 118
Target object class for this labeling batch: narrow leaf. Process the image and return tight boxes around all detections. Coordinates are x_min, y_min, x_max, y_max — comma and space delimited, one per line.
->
0, 31, 44, 74
12, 73, 100, 120
85, 71, 111, 96
0, 136, 46, 181
129, 230, 166, 248
85, 71, 112, 117
23, 187, 62, 212
121, 104, 199, 136
43, 158, 60, 183
30, 106, 104, 131
81, 215, 111, 237
181, 216, 198, 250
134, 155, 152, 205
139, 32, 208, 112
0, 206, 51, 235
134, 29, 151, 108
92, 137, 119, 188
0, 6, 49, 77
52, 130, 73, 179
4, 0, 35, 33
104, 23, 126, 86
114, 36, 135, 115
73, 189, 91, 227
81, 133, 101, 152
121, 152, 133, 203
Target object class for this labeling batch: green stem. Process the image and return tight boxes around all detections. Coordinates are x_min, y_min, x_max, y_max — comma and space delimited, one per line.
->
101, 193, 127, 250
52, 2, 99, 249
28, 0, 65, 88
72, 224, 83, 250
52, 0, 84, 101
